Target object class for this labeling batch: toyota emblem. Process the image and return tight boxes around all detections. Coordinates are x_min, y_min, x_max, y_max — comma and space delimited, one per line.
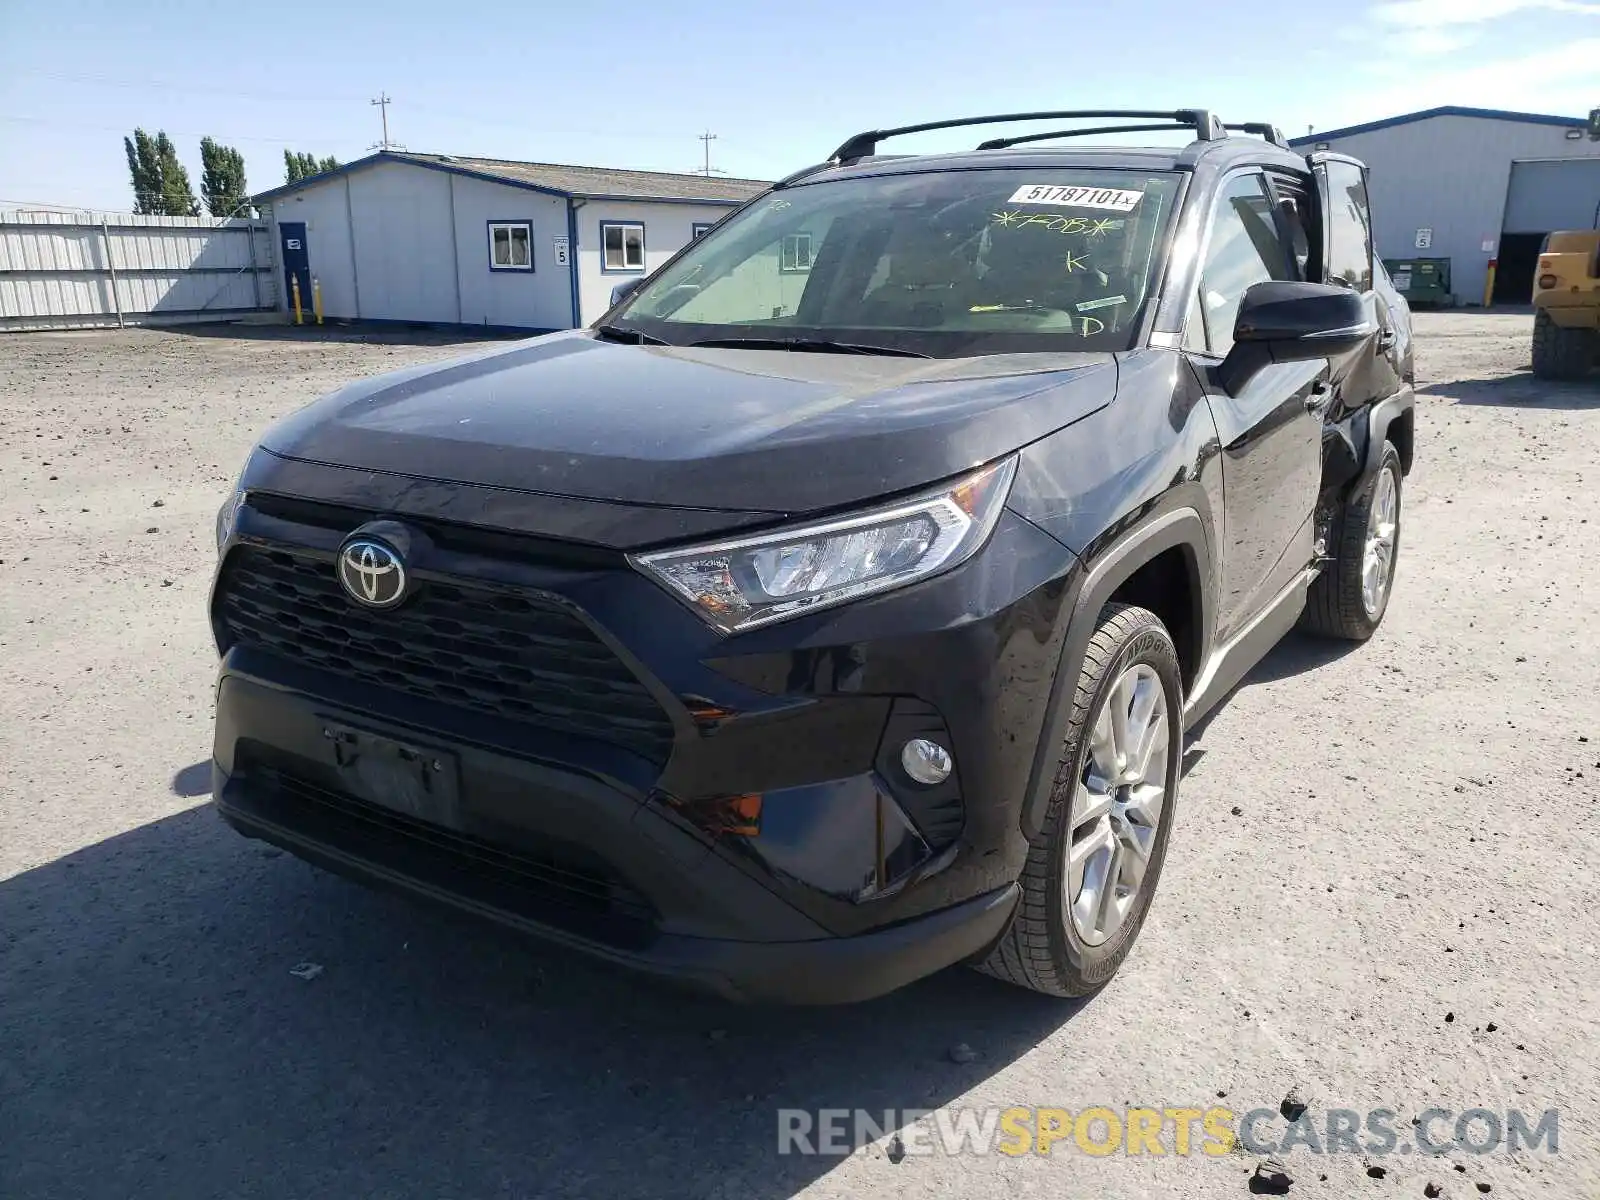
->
337, 537, 407, 608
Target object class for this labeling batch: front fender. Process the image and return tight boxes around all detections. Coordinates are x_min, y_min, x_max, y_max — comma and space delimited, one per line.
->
1017, 504, 1213, 841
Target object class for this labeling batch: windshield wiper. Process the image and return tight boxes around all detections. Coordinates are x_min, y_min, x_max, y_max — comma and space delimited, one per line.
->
688, 336, 930, 358
594, 324, 668, 346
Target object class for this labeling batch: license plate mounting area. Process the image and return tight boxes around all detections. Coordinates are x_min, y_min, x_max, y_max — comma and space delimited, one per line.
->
322, 720, 463, 829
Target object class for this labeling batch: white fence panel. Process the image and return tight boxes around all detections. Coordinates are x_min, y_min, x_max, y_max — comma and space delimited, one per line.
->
0, 209, 278, 331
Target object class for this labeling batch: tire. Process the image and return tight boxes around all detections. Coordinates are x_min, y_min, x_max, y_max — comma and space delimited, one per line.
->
1531, 308, 1596, 382
1300, 441, 1402, 642
978, 603, 1183, 997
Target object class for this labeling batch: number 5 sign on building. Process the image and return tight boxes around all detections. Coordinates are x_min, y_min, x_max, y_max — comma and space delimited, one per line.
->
553, 235, 570, 267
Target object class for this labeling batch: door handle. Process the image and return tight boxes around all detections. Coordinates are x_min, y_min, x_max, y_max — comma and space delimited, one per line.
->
1376, 328, 1396, 352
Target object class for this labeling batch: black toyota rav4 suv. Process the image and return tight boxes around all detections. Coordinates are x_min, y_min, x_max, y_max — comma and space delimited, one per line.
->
212, 109, 1415, 1003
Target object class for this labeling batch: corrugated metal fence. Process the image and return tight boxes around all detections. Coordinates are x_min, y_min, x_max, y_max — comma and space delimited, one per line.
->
0, 210, 278, 331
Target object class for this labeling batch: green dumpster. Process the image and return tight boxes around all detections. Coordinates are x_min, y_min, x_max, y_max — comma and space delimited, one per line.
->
1382, 257, 1452, 307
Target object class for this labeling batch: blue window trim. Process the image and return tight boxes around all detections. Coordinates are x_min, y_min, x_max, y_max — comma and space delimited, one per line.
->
599, 220, 646, 274
691, 221, 716, 239
486, 219, 534, 272
566, 200, 581, 327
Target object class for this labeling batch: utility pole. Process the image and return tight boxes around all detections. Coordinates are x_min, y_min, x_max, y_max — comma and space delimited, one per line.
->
371, 93, 398, 150
697, 130, 726, 177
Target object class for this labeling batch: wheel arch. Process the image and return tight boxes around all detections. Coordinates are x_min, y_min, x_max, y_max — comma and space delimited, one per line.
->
1384, 406, 1415, 476
1018, 506, 1212, 841
1361, 385, 1415, 484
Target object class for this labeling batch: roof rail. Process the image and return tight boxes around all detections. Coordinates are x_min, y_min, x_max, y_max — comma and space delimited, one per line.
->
770, 161, 836, 189
829, 109, 1226, 163
976, 122, 1198, 150
1224, 122, 1289, 148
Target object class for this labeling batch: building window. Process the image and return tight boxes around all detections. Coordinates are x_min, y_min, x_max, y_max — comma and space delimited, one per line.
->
779, 232, 814, 273
691, 221, 715, 239
488, 221, 532, 271
601, 221, 645, 272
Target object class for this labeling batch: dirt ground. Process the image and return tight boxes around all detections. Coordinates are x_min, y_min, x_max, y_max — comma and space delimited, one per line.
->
1, 315, 1596, 1200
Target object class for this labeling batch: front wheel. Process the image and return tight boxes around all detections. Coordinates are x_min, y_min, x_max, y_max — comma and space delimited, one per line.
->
978, 603, 1183, 997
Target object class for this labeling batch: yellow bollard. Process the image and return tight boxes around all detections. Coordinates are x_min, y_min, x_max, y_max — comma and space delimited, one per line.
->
290, 273, 303, 325
1482, 259, 1497, 308
312, 277, 323, 325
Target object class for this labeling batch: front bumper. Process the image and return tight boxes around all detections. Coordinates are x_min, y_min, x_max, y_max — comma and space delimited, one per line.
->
217, 744, 1017, 1004
210, 480, 1081, 1002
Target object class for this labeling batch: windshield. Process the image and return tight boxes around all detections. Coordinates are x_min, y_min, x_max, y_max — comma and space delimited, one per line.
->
613, 167, 1181, 357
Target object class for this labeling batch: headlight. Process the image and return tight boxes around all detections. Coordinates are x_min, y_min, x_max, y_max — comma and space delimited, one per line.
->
216, 488, 245, 554
215, 449, 255, 553
632, 456, 1017, 633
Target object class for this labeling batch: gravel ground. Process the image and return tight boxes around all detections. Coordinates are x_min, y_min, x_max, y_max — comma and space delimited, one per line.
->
1, 315, 1596, 1200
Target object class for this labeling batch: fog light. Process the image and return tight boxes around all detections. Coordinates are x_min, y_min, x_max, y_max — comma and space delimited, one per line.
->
1538, 274, 1559, 290
901, 738, 952, 785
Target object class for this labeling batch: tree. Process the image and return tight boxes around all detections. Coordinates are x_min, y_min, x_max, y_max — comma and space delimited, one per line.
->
124, 130, 162, 215
122, 128, 199, 216
283, 150, 340, 184
151, 131, 199, 216
200, 137, 249, 217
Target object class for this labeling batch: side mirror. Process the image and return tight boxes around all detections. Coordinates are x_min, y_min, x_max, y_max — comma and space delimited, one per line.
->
609, 279, 645, 309
1219, 281, 1373, 394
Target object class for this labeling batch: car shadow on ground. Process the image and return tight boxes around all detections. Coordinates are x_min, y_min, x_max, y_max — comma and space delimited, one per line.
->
0, 805, 1082, 1200
1419, 372, 1600, 409
169, 321, 535, 349
1186, 631, 1358, 747
1234, 630, 1359, 686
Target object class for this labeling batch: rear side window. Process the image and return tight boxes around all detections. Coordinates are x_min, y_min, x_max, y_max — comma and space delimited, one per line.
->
1265, 171, 1317, 283
1319, 161, 1373, 292
1187, 172, 1294, 356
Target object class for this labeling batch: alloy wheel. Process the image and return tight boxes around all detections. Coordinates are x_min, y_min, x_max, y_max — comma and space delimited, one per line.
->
1065, 663, 1171, 947
1362, 465, 1400, 618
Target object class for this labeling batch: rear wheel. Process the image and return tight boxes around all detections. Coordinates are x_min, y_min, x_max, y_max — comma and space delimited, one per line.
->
978, 603, 1182, 997
1301, 441, 1402, 641
1531, 308, 1597, 381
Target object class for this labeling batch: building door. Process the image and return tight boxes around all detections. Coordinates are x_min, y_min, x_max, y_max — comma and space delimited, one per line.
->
279, 222, 311, 315
1493, 233, 1546, 305
1497, 159, 1600, 304
1504, 159, 1600, 234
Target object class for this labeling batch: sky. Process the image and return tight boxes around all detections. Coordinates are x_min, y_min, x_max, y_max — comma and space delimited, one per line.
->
1, 0, 1597, 213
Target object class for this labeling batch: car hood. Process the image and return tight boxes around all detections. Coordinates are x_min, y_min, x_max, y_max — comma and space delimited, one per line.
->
259, 330, 1117, 516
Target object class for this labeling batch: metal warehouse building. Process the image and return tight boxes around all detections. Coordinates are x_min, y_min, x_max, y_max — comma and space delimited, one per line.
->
253, 152, 769, 331
1288, 106, 1599, 308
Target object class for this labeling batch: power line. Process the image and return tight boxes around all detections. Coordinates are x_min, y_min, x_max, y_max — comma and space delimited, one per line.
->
0, 196, 115, 211
5, 67, 699, 143
0, 112, 313, 146
8, 68, 370, 107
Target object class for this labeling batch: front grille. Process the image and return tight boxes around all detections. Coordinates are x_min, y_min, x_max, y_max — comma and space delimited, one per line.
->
247, 494, 625, 569
217, 546, 673, 763
245, 763, 656, 944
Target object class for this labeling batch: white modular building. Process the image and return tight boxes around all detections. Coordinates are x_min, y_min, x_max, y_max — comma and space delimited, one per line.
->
253, 152, 770, 331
